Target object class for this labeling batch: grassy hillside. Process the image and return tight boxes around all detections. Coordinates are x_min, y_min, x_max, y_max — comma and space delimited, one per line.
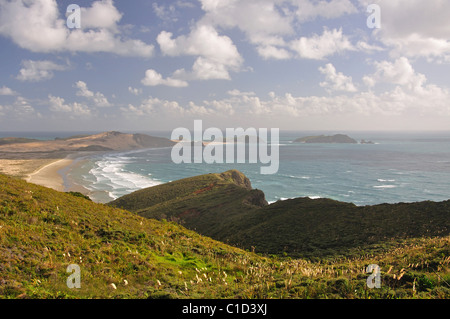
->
110, 170, 449, 259
110, 170, 267, 239
0, 173, 449, 299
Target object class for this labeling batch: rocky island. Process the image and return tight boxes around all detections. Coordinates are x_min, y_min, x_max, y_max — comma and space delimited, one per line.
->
294, 134, 358, 144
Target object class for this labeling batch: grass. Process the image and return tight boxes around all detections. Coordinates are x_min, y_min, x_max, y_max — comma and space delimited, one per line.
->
0, 172, 449, 299
109, 170, 449, 260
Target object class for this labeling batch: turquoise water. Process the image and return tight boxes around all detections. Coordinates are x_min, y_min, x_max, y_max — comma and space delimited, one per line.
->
62, 131, 450, 205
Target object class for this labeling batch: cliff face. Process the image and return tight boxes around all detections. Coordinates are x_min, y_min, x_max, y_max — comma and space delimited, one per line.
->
219, 169, 253, 190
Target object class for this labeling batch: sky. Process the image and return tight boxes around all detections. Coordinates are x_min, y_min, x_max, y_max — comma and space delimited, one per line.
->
0, 0, 450, 132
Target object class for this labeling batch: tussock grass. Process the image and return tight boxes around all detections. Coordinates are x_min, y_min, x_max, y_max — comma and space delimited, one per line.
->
0, 173, 448, 299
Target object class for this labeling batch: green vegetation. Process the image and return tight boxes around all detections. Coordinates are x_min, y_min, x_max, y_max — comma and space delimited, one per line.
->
110, 170, 449, 259
0, 172, 448, 299
294, 134, 357, 143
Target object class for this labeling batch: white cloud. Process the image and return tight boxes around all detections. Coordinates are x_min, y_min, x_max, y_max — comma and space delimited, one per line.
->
157, 24, 243, 81
141, 69, 188, 87
358, 0, 450, 60
257, 45, 292, 60
0, 0, 154, 57
200, 0, 293, 38
48, 94, 91, 116
80, 0, 122, 31
128, 87, 142, 96
0, 96, 37, 119
152, 2, 178, 23
191, 57, 231, 80
319, 63, 357, 93
16, 60, 67, 82
356, 41, 385, 53
199, 0, 359, 60
290, 28, 354, 60
290, 0, 357, 22
199, 0, 293, 61
363, 57, 426, 91
75, 81, 111, 107
12, 96, 36, 117
0, 86, 17, 95
121, 97, 185, 116
227, 89, 256, 97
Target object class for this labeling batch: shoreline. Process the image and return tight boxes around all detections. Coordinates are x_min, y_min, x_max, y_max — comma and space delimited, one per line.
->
25, 157, 75, 192
24, 152, 101, 196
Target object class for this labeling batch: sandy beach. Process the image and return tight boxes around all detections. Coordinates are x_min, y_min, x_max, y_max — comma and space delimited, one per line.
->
24, 158, 74, 192
0, 153, 89, 194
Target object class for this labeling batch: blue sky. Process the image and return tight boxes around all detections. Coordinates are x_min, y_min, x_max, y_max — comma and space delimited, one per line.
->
0, 0, 450, 132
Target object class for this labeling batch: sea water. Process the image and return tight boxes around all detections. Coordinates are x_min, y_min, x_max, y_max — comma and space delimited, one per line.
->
3, 131, 449, 205
61, 131, 450, 205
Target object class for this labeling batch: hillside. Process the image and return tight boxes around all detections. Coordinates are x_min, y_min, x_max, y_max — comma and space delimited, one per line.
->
1, 173, 449, 299
294, 134, 357, 144
110, 170, 268, 240
110, 170, 450, 259
0, 172, 269, 299
0, 137, 41, 146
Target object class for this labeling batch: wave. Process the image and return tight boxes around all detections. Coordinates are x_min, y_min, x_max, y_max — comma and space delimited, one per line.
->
86, 155, 162, 200
280, 174, 311, 180
377, 178, 396, 182
373, 185, 397, 189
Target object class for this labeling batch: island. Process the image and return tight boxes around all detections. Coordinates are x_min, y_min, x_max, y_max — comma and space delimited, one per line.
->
294, 134, 358, 144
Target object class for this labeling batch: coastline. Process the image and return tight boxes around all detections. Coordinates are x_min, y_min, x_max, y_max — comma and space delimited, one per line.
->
24, 152, 98, 196
25, 157, 74, 192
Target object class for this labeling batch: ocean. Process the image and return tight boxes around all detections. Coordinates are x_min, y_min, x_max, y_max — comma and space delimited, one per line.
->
3, 131, 450, 206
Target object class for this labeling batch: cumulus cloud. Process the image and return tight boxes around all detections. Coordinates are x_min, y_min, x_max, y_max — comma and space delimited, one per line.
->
123, 71, 450, 124
199, 0, 358, 60
363, 57, 427, 90
358, 0, 450, 60
319, 63, 357, 93
121, 97, 185, 117
16, 60, 68, 82
0, 96, 37, 119
157, 24, 243, 81
290, 28, 354, 60
48, 94, 91, 116
257, 45, 292, 60
75, 81, 111, 107
80, 0, 122, 31
0, 86, 17, 96
141, 69, 188, 87
128, 87, 142, 96
0, 0, 154, 57
290, 0, 357, 22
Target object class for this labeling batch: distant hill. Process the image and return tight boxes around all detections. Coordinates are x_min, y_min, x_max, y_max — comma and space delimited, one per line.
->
0, 137, 41, 146
0, 131, 175, 154
109, 170, 449, 259
294, 134, 357, 144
